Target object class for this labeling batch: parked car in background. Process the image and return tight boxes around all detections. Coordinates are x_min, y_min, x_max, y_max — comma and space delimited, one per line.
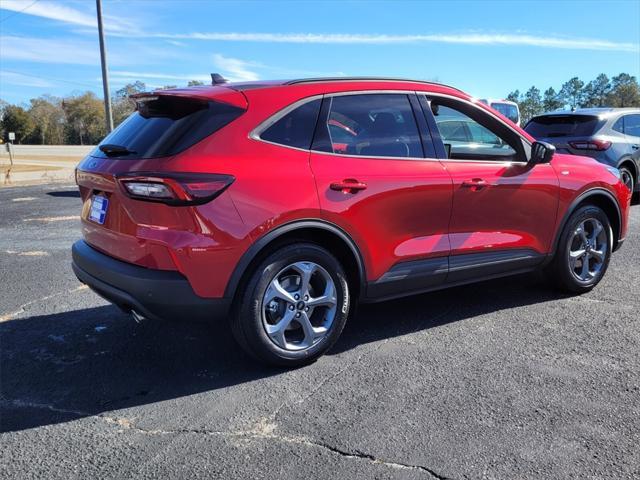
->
525, 108, 640, 193
72, 77, 631, 366
479, 98, 521, 126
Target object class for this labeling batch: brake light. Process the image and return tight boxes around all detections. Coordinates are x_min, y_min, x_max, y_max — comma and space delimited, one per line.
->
569, 140, 611, 151
117, 173, 234, 206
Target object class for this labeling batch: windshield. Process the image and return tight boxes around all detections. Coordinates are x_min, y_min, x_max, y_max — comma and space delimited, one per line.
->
524, 115, 600, 138
490, 102, 519, 123
92, 96, 245, 159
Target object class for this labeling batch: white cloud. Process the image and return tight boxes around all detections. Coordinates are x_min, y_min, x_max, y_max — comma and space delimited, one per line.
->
0, 35, 100, 65
0, 71, 54, 88
0, 35, 185, 67
0, 0, 132, 31
212, 54, 260, 82
111, 71, 210, 82
117, 31, 639, 53
165, 40, 187, 47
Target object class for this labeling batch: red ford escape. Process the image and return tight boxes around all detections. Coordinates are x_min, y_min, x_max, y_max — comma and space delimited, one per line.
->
72, 77, 631, 366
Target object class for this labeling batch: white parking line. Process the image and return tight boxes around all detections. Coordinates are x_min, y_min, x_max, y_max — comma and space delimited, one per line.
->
23, 215, 78, 222
4, 250, 50, 256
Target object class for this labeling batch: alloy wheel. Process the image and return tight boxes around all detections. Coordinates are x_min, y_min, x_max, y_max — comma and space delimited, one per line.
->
620, 168, 634, 192
568, 218, 607, 283
261, 261, 338, 351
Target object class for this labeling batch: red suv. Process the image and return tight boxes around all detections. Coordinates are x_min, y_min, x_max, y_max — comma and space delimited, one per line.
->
72, 77, 631, 366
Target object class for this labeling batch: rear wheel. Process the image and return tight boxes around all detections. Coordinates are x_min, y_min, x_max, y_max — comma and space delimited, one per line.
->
232, 243, 350, 366
620, 165, 634, 192
547, 205, 612, 293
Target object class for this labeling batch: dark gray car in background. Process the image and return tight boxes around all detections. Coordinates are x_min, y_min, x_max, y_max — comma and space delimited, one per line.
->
525, 108, 640, 192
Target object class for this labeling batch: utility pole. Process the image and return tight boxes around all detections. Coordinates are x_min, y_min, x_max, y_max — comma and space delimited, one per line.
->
96, 0, 114, 133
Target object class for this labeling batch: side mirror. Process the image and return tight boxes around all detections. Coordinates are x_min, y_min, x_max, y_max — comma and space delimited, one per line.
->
530, 141, 555, 164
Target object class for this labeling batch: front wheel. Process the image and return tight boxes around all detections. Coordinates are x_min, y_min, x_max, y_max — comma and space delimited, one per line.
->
547, 205, 612, 293
232, 243, 350, 366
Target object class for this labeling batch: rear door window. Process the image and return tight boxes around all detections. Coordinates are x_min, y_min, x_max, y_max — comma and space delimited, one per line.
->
524, 115, 600, 138
623, 114, 640, 138
312, 94, 423, 158
93, 95, 245, 159
259, 98, 322, 149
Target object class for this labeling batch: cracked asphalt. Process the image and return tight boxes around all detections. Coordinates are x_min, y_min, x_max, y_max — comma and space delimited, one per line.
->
1, 183, 639, 479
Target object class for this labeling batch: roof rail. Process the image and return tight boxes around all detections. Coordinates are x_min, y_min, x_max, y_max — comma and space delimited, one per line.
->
284, 77, 466, 93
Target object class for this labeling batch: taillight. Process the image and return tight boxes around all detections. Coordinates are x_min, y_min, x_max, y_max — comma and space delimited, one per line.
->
117, 173, 234, 206
569, 140, 611, 151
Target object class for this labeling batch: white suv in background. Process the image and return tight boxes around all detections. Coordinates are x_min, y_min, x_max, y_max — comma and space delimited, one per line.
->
479, 98, 521, 126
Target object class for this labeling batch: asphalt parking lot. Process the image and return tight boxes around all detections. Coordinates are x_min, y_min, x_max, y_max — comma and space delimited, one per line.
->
1, 183, 638, 479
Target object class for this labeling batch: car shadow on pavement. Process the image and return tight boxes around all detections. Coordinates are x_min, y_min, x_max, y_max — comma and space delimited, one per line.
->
0, 305, 276, 433
46, 190, 81, 198
332, 273, 566, 354
1, 274, 567, 433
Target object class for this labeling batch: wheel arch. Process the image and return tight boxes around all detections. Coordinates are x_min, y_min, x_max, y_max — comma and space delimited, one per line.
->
225, 220, 366, 302
552, 188, 622, 255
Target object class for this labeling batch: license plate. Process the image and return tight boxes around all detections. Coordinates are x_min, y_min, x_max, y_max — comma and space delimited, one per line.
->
89, 196, 109, 224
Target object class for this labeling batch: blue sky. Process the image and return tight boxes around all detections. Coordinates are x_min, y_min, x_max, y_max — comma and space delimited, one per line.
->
1, 0, 639, 104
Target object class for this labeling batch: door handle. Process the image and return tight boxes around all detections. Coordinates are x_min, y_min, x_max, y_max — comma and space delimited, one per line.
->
330, 179, 368, 194
632, 144, 639, 150
461, 178, 490, 191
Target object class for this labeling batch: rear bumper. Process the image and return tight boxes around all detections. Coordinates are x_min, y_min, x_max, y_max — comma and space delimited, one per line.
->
72, 240, 230, 322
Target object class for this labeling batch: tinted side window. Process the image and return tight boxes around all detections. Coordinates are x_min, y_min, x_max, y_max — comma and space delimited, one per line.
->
429, 101, 518, 161
314, 94, 423, 158
260, 99, 321, 149
624, 114, 640, 138
612, 117, 625, 133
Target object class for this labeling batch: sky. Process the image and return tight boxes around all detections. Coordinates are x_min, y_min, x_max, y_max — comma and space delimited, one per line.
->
0, 0, 639, 105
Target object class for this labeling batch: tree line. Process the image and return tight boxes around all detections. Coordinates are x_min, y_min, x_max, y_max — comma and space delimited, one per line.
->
0, 79, 205, 145
1, 73, 639, 145
506, 73, 640, 124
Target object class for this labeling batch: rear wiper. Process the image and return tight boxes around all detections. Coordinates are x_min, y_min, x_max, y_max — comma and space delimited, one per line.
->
99, 144, 137, 157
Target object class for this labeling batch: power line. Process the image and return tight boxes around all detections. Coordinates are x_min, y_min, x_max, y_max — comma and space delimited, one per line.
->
0, 0, 40, 23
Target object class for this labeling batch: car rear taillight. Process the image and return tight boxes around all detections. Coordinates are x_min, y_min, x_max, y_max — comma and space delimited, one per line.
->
569, 140, 612, 151
117, 173, 234, 206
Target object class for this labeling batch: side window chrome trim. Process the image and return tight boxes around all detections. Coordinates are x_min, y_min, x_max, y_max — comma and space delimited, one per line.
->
250, 90, 532, 162
250, 91, 431, 160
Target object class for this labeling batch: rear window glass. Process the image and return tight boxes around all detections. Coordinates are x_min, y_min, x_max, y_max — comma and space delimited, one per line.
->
524, 115, 600, 138
92, 96, 245, 159
260, 99, 321, 149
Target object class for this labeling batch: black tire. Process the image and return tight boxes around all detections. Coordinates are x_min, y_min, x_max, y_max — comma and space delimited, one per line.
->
231, 243, 350, 367
619, 165, 635, 193
547, 205, 612, 293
